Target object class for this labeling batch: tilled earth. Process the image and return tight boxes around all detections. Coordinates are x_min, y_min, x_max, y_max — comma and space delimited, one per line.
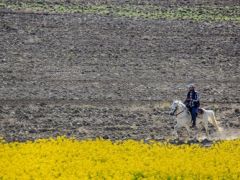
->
0, 1, 239, 142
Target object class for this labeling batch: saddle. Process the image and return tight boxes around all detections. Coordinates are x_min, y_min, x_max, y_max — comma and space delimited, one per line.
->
198, 108, 204, 115
186, 108, 204, 115
184, 100, 204, 115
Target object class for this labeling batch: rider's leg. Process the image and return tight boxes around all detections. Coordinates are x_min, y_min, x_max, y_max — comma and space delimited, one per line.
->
191, 107, 198, 127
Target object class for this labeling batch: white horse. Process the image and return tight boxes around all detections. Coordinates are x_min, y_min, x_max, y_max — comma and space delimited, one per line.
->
170, 100, 221, 139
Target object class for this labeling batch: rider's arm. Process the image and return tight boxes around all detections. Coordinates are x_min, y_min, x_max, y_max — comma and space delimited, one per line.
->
192, 92, 200, 102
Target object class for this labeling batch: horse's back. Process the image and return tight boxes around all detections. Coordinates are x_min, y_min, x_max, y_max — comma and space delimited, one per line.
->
197, 108, 214, 120
203, 109, 214, 115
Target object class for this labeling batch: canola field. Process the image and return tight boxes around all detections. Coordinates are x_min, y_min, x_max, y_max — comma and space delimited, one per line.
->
0, 137, 240, 179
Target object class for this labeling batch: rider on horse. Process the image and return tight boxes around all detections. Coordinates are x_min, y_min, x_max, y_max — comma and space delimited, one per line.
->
184, 84, 200, 128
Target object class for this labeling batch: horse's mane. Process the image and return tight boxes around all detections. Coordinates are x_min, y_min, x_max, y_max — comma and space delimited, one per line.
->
174, 100, 186, 108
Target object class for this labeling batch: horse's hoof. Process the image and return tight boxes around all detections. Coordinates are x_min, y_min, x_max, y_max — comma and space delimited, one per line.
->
189, 138, 199, 144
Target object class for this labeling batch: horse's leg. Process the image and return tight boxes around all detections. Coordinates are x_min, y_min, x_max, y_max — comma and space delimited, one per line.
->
184, 125, 191, 141
191, 121, 200, 140
173, 124, 179, 139
203, 121, 210, 139
185, 125, 191, 136
210, 111, 221, 131
193, 127, 198, 140
196, 120, 205, 139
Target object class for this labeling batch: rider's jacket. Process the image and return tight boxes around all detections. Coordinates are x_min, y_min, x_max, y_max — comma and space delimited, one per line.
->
186, 90, 200, 108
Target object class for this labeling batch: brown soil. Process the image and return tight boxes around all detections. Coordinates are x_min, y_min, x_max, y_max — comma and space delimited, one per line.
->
0, 2, 239, 142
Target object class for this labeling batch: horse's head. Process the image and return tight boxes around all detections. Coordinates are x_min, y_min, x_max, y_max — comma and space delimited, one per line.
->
170, 100, 185, 116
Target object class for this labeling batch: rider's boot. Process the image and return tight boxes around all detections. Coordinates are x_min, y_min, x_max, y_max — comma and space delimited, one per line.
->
191, 119, 196, 128
191, 124, 195, 128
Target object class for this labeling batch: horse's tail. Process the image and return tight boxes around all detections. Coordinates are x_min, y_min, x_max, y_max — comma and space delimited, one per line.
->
209, 111, 222, 132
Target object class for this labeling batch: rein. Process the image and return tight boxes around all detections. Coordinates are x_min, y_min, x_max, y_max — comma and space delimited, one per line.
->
172, 105, 186, 117
175, 109, 185, 117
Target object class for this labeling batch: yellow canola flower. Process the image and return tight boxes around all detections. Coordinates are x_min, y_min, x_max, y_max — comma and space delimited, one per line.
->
0, 137, 239, 179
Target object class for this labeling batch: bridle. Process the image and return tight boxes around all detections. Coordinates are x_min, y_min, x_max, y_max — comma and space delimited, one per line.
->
171, 104, 185, 117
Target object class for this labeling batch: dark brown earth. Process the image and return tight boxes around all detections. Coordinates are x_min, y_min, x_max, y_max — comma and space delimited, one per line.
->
3, 0, 240, 6
0, 1, 239, 142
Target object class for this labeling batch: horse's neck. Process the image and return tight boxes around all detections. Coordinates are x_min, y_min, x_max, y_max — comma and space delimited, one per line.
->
177, 102, 189, 118
178, 102, 186, 111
